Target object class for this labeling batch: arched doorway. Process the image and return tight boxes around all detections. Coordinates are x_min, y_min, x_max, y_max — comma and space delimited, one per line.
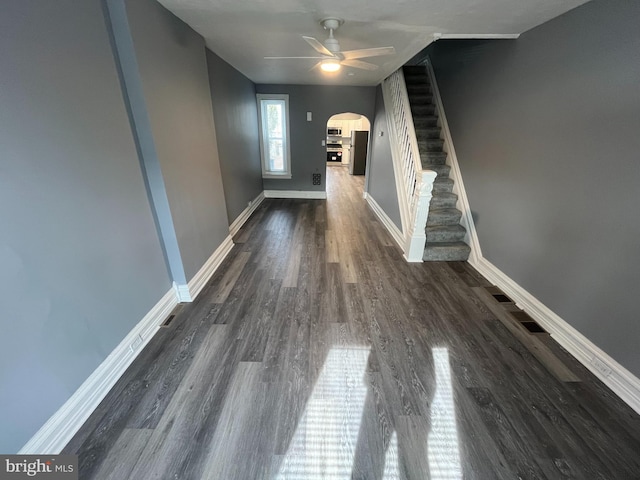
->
325, 112, 371, 197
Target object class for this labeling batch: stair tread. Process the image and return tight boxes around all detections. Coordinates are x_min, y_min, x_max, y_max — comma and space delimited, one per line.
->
425, 223, 466, 243
429, 192, 458, 209
425, 240, 469, 247
430, 192, 457, 200
426, 223, 465, 232
430, 207, 461, 213
408, 95, 434, 104
428, 207, 463, 223
434, 176, 453, 184
423, 164, 450, 173
415, 128, 441, 136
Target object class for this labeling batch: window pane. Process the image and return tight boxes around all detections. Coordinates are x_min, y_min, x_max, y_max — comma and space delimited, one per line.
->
258, 95, 289, 177
266, 102, 283, 138
268, 139, 284, 171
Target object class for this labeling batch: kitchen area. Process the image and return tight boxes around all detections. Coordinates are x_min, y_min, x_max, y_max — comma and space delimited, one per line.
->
326, 113, 370, 175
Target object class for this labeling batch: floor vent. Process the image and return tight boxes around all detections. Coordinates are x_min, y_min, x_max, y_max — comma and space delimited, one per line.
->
520, 321, 546, 334
473, 285, 580, 382
161, 303, 185, 328
511, 311, 547, 334
492, 293, 513, 303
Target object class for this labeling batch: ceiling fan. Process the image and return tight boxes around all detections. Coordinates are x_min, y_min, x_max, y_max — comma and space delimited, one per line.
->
264, 18, 396, 72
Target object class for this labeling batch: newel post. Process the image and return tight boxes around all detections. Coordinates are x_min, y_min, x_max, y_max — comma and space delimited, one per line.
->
404, 170, 437, 262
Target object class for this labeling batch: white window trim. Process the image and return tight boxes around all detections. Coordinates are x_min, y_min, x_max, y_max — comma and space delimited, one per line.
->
257, 93, 292, 179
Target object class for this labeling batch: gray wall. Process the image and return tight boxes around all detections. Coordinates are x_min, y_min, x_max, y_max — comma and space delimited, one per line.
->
0, 0, 171, 452
255, 85, 376, 191
206, 50, 263, 224
426, 0, 640, 376
125, 0, 229, 280
367, 86, 403, 230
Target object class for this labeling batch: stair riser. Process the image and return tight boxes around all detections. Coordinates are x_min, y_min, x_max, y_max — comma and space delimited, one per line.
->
420, 153, 447, 165
433, 181, 454, 194
404, 78, 430, 88
406, 86, 432, 96
418, 139, 444, 151
429, 195, 457, 209
413, 117, 438, 128
423, 246, 470, 262
422, 164, 450, 177
426, 229, 466, 243
416, 129, 441, 140
411, 105, 437, 116
404, 72, 429, 80
408, 95, 434, 105
428, 211, 462, 226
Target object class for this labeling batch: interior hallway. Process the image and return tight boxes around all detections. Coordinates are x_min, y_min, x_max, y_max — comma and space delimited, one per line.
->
64, 165, 640, 479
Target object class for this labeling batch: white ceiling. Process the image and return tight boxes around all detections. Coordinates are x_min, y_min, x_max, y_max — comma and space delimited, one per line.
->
158, 0, 589, 86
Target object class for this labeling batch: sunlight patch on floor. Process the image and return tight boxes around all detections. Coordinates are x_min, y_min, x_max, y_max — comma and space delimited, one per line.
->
428, 347, 462, 480
276, 347, 370, 480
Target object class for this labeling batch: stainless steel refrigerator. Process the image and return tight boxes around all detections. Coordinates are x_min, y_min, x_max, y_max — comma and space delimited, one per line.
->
349, 130, 369, 175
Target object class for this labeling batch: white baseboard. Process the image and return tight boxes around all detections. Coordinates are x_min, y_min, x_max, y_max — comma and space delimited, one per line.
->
229, 192, 265, 237
418, 56, 640, 415
19, 234, 237, 454
186, 235, 235, 301
264, 190, 327, 199
173, 282, 192, 303
19, 288, 178, 454
471, 255, 640, 415
365, 193, 404, 252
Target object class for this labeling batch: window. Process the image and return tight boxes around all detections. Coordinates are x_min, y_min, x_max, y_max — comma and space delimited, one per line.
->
257, 94, 291, 178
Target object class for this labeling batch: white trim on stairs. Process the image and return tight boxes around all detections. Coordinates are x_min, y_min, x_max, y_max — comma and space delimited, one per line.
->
19, 288, 178, 454
264, 190, 327, 199
422, 57, 482, 265
19, 236, 237, 454
229, 192, 265, 237
420, 56, 640, 416
364, 192, 404, 251
432, 33, 520, 40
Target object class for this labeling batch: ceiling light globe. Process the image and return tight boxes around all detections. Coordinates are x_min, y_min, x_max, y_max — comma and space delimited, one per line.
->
320, 60, 341, 72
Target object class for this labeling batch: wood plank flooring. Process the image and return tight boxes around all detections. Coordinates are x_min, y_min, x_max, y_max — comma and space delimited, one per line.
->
64, 165, 640, 479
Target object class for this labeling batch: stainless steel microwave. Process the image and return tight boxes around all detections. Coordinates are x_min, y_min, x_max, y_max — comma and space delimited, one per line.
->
327, 127, 342, 136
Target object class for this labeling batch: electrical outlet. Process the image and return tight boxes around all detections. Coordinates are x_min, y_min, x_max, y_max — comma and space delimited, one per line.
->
130, 334, 143, 353
590, 356, 612, 377
312, 173, 322, 186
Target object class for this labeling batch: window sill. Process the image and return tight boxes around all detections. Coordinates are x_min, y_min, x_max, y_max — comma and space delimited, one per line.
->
262, 174, 292, 180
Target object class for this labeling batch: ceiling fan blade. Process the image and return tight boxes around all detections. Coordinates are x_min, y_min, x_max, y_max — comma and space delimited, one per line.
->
264, 56, 326, 59
302, 36, 334, 57
341, 46, 395, 60
341, 59, 379, 71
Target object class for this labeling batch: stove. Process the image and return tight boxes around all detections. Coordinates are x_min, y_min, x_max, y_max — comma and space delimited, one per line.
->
326, 142, 342, 162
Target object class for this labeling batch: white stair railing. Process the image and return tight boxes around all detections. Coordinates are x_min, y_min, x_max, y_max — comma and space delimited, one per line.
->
381, 68, 437, 262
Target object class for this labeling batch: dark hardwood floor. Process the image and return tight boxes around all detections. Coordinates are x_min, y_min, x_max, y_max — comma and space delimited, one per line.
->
64, 165, 640, 479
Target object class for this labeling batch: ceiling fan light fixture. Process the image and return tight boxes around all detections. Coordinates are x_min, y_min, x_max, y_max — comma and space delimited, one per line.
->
320, 59, 341, 72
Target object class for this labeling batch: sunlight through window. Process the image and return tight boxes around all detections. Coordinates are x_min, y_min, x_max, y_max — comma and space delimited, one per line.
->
428, 347, 462, 479
381, 431, 400, 480
276, 347, 370, 480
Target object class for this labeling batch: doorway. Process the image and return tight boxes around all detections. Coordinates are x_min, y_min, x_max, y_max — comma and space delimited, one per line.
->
325, 113, 371, 198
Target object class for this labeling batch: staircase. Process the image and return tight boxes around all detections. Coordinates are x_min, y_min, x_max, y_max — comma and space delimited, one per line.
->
403, 65, 470, 262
